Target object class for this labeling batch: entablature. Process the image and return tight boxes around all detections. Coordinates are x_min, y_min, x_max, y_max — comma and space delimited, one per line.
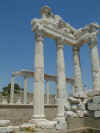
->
31, 6, 100, 47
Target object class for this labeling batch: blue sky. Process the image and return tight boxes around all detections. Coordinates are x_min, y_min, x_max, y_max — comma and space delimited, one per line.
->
0, 0, 100, 94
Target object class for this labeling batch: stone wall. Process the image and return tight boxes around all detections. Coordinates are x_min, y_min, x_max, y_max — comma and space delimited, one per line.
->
0, 104, 57, 125
68, 117, 100, 129
0, 104, 100, 129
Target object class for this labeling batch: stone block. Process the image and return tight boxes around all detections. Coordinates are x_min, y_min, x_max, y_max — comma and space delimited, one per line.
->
88, 103, 98, 111
0, 120, 10, 127
94, 111, 100, 118
87, 90, 100, 97
93, 96, 100, 103
0, 127, 14, 133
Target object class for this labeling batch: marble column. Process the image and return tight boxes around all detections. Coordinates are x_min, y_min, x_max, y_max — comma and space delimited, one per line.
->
10, 75, 15, 104
88, 35, 100, 91
72, 46, 84, 97
46, 80, 49, 105
72, 82, 75, 97
56, 38, 66, 119
32, 30, 45, 120
24, 76, 28, 104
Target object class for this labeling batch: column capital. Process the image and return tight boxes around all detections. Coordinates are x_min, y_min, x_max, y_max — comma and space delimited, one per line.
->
35, 29, 45, 41
55, 37, 65, 49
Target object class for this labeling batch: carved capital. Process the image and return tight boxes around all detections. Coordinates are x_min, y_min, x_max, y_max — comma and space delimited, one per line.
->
86, 23, 100, 33
35, 30, 45, 41
55, 37, 65, 49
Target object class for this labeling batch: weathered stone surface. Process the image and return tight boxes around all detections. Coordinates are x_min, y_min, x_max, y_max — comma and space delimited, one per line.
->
68, 97, 80, 104
0, 105, 57, 125
20, 123, 35, 131
88, 35, 100, 91
0, 120, 10, 127
16, 98, 22, 104
87, 90, 100, 97
64, 111, 77, 119
31, 119, 57, 129
2, 97, 8, 104
56, 38, 66, 119
93, 96, 100, 103
24, 77, 28, 104
56, 119, 67, 130
88, 103, 100, 111
32, 30, 45, 120
0, 127, 14, 133
94, 111, 100, 118
10, 75, 15, 104
72, 46, 84, 98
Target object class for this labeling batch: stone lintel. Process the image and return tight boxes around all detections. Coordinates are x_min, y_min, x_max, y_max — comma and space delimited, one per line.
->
12, 70, 74, 84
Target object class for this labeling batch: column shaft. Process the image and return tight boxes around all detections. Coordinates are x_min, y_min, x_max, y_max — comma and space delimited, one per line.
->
10, 75, 14, 104
72, 46, 84, 97
56, 38, 66, 119
46, 81, 49, 105
88, 35, 100, 91
32, 30, 45, 119
24, 77, 28, 104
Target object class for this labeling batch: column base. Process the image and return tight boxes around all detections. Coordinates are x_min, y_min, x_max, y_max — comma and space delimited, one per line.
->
32, 114, 45, 120
55, 116, 67, 130
30, 118, 57, 129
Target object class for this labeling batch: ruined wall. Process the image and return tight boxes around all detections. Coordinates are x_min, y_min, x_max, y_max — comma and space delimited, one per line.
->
0, 105, 57, 125
0, 104, 100, 129
68, 117, 100, 129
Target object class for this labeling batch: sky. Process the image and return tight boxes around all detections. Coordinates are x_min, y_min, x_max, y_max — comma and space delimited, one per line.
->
0, 0, 100, 94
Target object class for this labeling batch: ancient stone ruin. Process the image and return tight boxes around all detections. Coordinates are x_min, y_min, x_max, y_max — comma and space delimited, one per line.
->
0, 5, 100, 132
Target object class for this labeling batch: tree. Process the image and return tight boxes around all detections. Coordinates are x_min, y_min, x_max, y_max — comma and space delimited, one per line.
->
2, 83, 21, 96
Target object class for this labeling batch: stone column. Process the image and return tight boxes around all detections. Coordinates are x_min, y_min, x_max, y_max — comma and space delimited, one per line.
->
46, 80, 49, 105
72, 46, 84, 97
10, 75, 15, 104
24, 76, 28, 104
32, 30, 45, 120
56, 38, 66, 120
88, 35, 100, 91
72, 82, 75, 97
56, 81, 58, 98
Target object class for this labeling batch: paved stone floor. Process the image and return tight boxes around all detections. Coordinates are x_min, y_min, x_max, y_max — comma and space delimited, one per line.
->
14, 127, 100, 133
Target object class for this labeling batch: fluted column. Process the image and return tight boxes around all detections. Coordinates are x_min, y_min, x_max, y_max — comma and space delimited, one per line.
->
10, 75, 15, 104
56, 38, 66, 119
46, 80, 49, 105
32, 30, 45, 119
24, 76, 28, 104
88, 35, 100, 91
72, 46, 84, 97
